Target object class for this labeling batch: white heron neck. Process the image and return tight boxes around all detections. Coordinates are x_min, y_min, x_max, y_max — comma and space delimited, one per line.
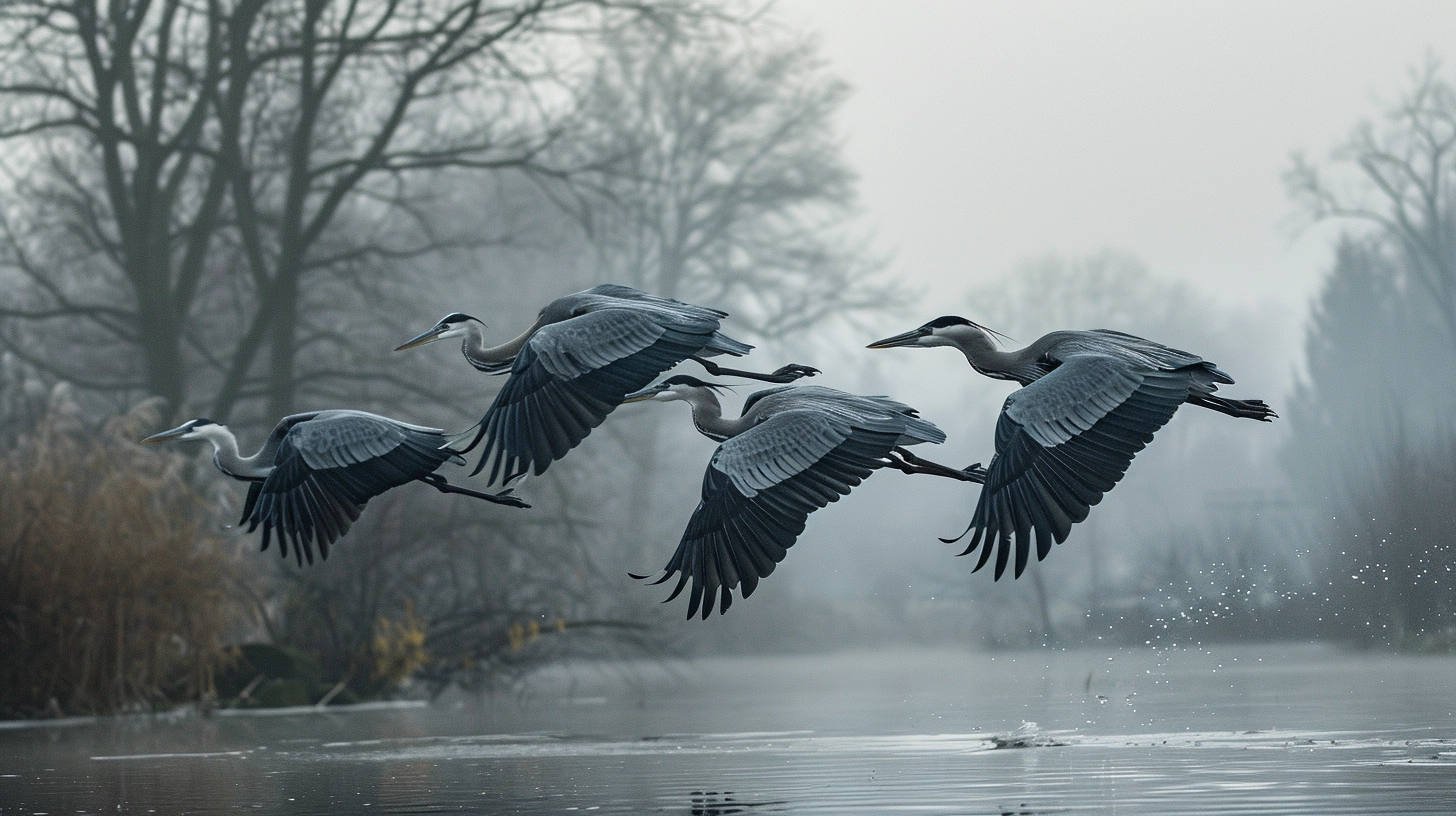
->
682, 390, 752, 441
193, 424, 272, 479
942, 330, 1035, 382
461, 315, 544, 370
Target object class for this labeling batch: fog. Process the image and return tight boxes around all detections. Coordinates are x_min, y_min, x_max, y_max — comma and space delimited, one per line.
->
7, 4, 1456, 814
2, 0, 1455, 726
721, 1, 1456, 645
782, 0, 1456, 316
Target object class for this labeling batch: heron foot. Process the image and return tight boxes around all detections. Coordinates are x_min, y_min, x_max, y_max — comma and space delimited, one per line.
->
480, 489, 531, 509
766, 363, 820, 382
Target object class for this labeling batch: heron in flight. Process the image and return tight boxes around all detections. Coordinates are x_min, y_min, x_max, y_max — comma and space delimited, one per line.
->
143, 411, 528, 566
396, 284, 819, 485
868, 316, 1276, 580
622, 376, 985, 618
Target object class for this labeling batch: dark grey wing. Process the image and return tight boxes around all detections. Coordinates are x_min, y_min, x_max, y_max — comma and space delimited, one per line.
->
645, 410, 899, 619
468, 308, 720, 482
954, 357, 1192, 579
239, 481, 263, 526
247, 413, 455, 566
584, 283, 730, 319
1077, 329, 1234, 385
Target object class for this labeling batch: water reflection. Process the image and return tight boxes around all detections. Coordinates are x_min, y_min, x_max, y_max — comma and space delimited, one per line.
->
1, 644, 1454, 815
688, 790, 788, 815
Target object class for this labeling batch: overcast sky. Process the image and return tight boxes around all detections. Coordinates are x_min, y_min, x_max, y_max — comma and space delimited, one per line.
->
778, 0, 1456, 329
737, 1, 1456, 601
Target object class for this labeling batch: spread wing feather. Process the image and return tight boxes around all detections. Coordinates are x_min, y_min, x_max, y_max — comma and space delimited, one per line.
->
647, 414, 902, 619
956, 366, 1192, 579
469, 308, 721, 483
247, 413, 455, 566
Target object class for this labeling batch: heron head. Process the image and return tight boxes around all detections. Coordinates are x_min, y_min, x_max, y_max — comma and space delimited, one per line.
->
395, 313, 484, 351
867, 316, 1008, 349
142, 418, 219, 444
622, 375, 731, 403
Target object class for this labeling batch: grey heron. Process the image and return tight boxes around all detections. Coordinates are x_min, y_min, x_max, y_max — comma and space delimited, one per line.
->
622, 376, 986, 619
143, 411, 528, 566
396, 284, 819, 485
867, 316, 1276, 580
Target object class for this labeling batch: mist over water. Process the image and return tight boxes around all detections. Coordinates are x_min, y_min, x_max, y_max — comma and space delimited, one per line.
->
3, 644, 1455, 814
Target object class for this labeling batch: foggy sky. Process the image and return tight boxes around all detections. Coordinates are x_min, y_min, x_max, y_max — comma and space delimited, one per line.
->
779, 0, 1456, 362
714, 1, 1456, 608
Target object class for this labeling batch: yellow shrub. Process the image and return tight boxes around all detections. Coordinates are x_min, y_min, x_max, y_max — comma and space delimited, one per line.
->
370, 601, 429, 687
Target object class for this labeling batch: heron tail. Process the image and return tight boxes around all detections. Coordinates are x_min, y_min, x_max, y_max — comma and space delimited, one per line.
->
900, 414, 946, 445
704, 331, 753, 358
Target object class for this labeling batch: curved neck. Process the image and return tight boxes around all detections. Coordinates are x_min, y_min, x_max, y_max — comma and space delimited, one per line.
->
194, 424, 272, 479
945, 332, 1037, 383
461, 316, 544, 372
681, 390, 753, 442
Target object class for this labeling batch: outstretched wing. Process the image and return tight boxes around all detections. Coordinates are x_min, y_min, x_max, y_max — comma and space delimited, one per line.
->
468, 307, 721, 483
247, 412, 456, 566
954, 356, 1192, 579
645, 410, 900, 619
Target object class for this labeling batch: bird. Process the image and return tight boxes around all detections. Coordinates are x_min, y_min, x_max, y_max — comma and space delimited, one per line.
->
867, 316, 1276, 580
142, 411, 529, 566
621, 375, 985, 618
395, 284, 819, 485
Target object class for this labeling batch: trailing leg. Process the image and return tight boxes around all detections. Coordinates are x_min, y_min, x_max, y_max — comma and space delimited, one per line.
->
419, 473, 531, 508
886, 447, 986, 483
691, 356, 820, 383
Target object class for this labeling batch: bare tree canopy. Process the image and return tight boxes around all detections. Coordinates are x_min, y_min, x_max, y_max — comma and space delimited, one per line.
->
537, 15, 895, 340
1287, 61, 1456, 346
0, 0, 644, 423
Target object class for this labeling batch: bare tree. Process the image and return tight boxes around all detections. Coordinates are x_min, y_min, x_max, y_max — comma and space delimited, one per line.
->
1283, 63, 1456, 646
540, 16, 893, 337
0, 0, 641, 424
1287, 61, 1456, 346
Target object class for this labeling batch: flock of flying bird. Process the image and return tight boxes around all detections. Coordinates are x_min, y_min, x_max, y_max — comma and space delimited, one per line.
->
143, 284, 1275, 619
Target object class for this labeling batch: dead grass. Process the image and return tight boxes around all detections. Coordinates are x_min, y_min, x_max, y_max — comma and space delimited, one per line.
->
0, 399, 239, 717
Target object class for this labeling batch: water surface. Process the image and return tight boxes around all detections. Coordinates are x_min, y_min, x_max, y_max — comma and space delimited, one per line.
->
2, 643, 1453, 814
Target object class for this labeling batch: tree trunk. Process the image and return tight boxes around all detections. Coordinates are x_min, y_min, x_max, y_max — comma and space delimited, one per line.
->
265, 265, 301, 419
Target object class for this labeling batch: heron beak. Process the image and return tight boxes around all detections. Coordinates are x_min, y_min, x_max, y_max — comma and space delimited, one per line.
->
141, 424, 191, 444
394, 324, 446, 352
622, 384, 666, 403
866, 328, 928, 349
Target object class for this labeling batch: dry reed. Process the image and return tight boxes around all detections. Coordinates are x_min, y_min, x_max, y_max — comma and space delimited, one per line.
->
0, 398, 239, 717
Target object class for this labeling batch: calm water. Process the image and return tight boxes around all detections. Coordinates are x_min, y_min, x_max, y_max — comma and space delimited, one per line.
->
2, 643, 1454, 814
